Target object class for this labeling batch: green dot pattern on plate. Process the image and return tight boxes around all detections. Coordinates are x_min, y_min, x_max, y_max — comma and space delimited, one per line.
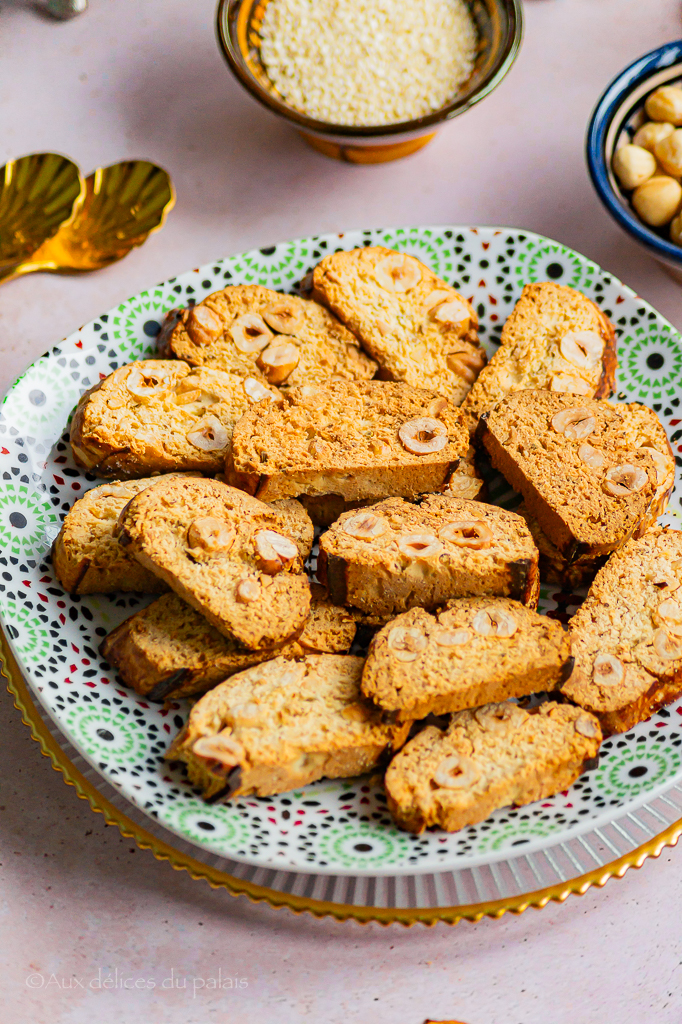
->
0, 484, 58, 560
110, 286, 180, 359
3, 601, 49, 662
317, 823, 412, 869
64, 707, 148, 765
1, 226, 682, 875
475, 819, 558, 854
514, 240, 596, 291
162, 801, 252, 851
2, 357, 82, 436
619, 324, 682, 400
595, 746, 682, 799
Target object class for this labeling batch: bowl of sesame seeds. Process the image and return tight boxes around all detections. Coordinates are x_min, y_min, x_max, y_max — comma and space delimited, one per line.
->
216, 0, 523, 163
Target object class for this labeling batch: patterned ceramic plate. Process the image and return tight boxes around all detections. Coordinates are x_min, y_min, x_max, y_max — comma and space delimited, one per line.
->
2, 226, 682, 877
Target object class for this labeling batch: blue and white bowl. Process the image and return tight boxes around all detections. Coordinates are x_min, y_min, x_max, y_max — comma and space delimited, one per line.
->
587, 41, 682, 280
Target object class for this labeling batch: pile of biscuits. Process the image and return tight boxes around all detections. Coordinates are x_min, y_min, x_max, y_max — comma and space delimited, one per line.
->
52, 245, 680, 835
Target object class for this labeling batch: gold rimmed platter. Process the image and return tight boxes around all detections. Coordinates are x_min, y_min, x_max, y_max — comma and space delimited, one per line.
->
2, 226, 682, 898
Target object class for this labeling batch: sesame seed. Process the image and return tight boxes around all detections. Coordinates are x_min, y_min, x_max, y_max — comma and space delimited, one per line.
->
259, 0, 478, 127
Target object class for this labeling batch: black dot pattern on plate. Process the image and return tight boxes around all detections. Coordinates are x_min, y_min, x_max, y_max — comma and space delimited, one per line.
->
1, 226, 682, 873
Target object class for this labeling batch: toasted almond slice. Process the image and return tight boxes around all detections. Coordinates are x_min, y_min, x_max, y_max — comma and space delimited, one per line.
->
550, 374, 592, 395
187, 516, 236, 554
374, 253, 422, 292
578, 442, 605, 468
433, 628, 471, 647
254, 529, 298, 574
192, 733, 243, 770
433, 754, 479, 789
657, 598, 682, 637
603, 464, 649, 497
257, 342, 300, 385
186, 415, 229, 451
262, 298, 304, 335
398, 416, 448, 455
559, 329, 605, 369
397, 533, 443, 559
424, 289, 453, 311
551, 407, 596, 440
387, 625, 428, 662
369, 438, 392, 457
427, 396, 449, 418
187, 304, 223, 347
126, 365, 172, 400
243, 376, 275, 403
575, 715, 600, 738
342, 512, 387, 540
174, 388, 203, 406
444, 472, 482, 499
472, 607, 517, 638
236, 578, 261, 603
432, 298, 471, 331
341, 702, 372, 723
446, 347, 485, 384
638, 445, 670, 485
593, 653, 624, 686
654, 627, 682, 660
230, 313, 273, 353
439, 520, 493, 549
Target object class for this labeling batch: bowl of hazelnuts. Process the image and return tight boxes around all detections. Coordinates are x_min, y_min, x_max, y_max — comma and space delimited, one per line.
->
587, 41, 682, 280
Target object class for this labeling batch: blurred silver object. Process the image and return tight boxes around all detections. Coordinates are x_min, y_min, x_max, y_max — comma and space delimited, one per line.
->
45, 0, 88, 18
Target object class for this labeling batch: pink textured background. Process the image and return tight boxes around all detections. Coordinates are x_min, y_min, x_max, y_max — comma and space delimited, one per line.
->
1, 1, 682, 1022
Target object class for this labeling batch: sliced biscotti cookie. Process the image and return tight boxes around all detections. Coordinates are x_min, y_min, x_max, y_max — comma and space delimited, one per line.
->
461, 282, 617, 433
362, 598, 571, 721
165, 654, 411, 801
117, 476, 311, 649
516, 501, 597, 589
385, 701, 601, 833
481, 391, 660, 565
265, 498, 314, 561
70, 360, 281, 478
615, 400, 675, 530
101, 584, 356, 700
53, 476, 184, 595
52, 478, 313, 596
225, 379, 469, 503
157, 285, 377, 386
441, 445, 485, 501
563, 527, 682, 736
317, 495, 540, 617
311, 246, 485, 406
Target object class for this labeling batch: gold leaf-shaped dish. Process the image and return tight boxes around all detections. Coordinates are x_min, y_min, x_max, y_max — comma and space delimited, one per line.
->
0, 152, 83, 271
22, 159, 175, 274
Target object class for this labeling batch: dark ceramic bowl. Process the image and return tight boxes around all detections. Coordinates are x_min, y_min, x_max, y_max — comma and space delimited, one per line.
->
587, 41, 682, 278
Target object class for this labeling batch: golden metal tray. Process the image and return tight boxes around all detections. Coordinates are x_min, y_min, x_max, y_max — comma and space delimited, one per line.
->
3, 629, 680, 927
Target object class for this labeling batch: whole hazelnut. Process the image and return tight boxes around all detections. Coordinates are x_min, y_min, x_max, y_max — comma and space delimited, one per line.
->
645, 86, 682, 126
654, 129, 682, 178
632, 175, 682, 227
612, 144, 656, 190
670, 211, 682, 246
633, 120, 675, 152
